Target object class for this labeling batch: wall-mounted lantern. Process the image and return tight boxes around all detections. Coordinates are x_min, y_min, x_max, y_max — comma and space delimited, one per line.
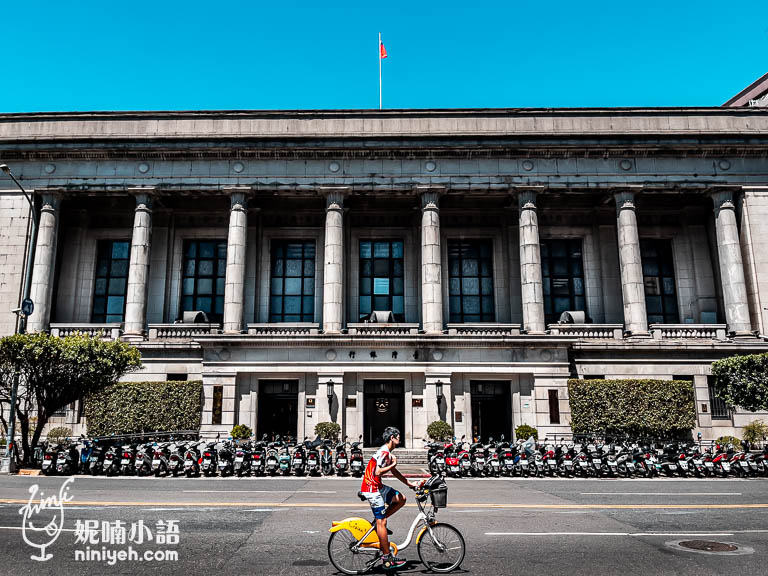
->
435, 380, 443, 405
326, 380, 334, 407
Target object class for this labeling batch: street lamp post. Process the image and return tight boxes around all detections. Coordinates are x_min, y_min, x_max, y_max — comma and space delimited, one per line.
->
0, 164, 39, 473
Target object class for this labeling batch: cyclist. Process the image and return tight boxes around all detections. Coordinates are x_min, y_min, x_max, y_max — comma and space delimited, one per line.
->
360, 426, 417, 571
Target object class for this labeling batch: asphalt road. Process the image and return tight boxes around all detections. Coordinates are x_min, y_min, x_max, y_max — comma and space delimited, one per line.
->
0, 475, 766, 576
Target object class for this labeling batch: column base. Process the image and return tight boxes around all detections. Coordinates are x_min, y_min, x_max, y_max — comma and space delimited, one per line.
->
731, 330, 759, 340
625, 331, 651, 339
121, 332, 145, 342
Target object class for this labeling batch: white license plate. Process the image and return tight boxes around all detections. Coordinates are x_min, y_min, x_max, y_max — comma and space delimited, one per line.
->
593, 459, 601, 465
90, 457, 98, 462
235, 457, 244, 462
121, 459, 130, 464
152, 459, 160, 465
669, 464, 677, 470
436, 459, 445, 464
548, 461, 557, 467
565, 461, 573, 467
294, 459, 303, 464
462, 461, 471, 467
491, 461, 499, 467
337, 459, 347, 464
722, 463, 731, 471
476, 458, 485, 462
679, 461, 688, 469
705, 462, 714, 468
627, 463, 635, 469
203, 459, 211, 465
580, 461, 588, 467
520, 461, 528, 467
741, 462, 749, 468
694, 460, 703, 466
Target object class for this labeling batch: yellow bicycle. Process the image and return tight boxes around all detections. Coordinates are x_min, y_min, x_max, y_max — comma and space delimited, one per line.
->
327, 475, 465, 574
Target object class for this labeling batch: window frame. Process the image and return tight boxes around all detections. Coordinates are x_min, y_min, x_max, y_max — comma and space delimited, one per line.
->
540, 238, 587, 325
358, 239, 405, 321
640, 238, 679, 325
180, 239, 228, 324
447, 239, 496, 323
91, 239, 131, 323
269, 239, 317, 323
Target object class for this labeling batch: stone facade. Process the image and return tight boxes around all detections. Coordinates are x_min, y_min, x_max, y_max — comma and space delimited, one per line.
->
1, 108, 768, 445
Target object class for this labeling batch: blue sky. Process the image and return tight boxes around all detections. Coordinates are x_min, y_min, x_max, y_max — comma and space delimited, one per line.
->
1, 1, 766, 112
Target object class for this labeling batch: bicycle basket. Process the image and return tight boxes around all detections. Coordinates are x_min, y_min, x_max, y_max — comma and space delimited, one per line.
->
424, 476, 448, 509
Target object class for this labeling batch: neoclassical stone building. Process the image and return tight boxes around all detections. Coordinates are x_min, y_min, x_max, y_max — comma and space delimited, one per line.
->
1, 107, 767, 445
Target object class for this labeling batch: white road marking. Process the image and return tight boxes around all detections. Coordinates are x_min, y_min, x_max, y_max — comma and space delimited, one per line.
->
241, 509, 274, 512
486, 531, 736, 537
142, 508, 189, 511
182, 490, 336, 494
581, 492, 742, 496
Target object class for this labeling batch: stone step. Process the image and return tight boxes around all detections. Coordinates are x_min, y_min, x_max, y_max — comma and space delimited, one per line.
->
362, 448, 427, 465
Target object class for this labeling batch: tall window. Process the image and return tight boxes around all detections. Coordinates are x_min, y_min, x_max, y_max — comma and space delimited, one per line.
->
641, 239, 678, 324
541, 239, 586, 324
92, 240, 130, 323
181, 240, 227, 323
448, 240, 495, 323
270, 240, 315, 322
359, 241, 404, 321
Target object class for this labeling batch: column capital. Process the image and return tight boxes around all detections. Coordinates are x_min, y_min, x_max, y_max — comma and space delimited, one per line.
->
613, 186, 643, 213
319, 187, 348, 211
127, 187, 157, 211
709, 186, 741, 215
223, 186, 252, 211
416, 185, 446, 211
515, 186, 545, 210
39, 192, 62, 212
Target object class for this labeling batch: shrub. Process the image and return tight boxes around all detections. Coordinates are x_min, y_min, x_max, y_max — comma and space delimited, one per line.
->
314, 421, 341, 441
568, 379, 696, 437
515, 424, 538, 441
230, 424, 253, 440
85, 380, 203, 436
711, 353, 768, 412
716, 435, 741, 447
427, 420, 453, 442
46, 426, 73, 444
742, 420, 768, 445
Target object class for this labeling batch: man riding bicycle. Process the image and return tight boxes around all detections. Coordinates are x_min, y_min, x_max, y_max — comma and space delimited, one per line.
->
360, 426, 417, 571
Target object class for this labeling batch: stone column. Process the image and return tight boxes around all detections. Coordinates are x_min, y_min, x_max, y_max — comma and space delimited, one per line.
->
223, 189, 249, 333
27, 193, 61, 333
322, 191, 345, 333
614, 188, 649, 336
711, 189, 752, 335
123, 191, 154, 337
419, 188, 444, 333
518, 188, 546, 333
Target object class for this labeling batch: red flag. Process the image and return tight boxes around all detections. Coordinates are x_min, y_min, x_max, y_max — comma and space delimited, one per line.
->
380, 42, 387, 59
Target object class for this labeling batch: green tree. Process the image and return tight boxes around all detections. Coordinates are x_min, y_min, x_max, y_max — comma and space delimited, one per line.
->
0, 333, 141, 463
711, 353, 768, 412
230, 424, 253, 440
427, 420, 453, 442
314, 421, 341, 441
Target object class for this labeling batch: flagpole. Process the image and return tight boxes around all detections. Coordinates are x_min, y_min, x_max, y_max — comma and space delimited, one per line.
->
379, 32, 382, 109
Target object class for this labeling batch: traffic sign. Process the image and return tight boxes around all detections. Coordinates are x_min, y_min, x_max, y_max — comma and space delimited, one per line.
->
21, 298, 34, 316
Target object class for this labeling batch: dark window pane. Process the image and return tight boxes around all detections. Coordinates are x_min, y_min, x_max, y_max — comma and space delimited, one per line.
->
543, 277, 551, 296
643, 261, 659, 277
270, 296, 282, 314
359, 278, 371, 296
217, 259, 227, 276
464, 296, 481, 314
304, 259, 314, 276
94, 278, 107, 295
286, 243, 303, 258
285, 259, 302, 277
373, 296, 389, 310
552, 278, 569, 296
392, 296, 404, 315
272, 258, 283, 277
481, 260, 492, 277
393, 260, 404, 277
270, 277, 282, 296
482, 296, 495, 316
285, 278, 301, 295
359, 242, 372, 258
554, 297, 571, 314
664, 296, 679, 317
392, 242, 403, 258
284, 314, 300, 322
186, 243, 197, 258
373, 242, 389, 258
199, 242, 215, 259
184, 259, 196, 277
196, 297, 212, 313
108, 278, 126, 296
182, 296, 193, 312
303, 242, 315, 257
215, 296, 224, 315
112, 242, 130, 259
96, 259, 109, 277
449, 259, 460, 277
646, 296, 662, 314
462, 259, 478, 276
663, 277, 675, 295
93, 297, 105, 314
197, 278, 213, 295
392, 277, 404, 296
449, 278, 461, 295
107, 296, 124, 315
111, 259, 128, 277
373, 259, 389, 276
216, 278, 225, 295
481, 278, 493, 295
573, 277, 584, 296
284, 296, 301, 314
359, 296, 371, 314
449, 296, 461, 314
574, 296, 586, 311
551, 242, 567, 258
303, 278, 314, 295
198, 260, 214, 276
182, 278, 195, 296
462, 277, 479, 295
553, 259, 568, 276
303, 296, 314, 314
361, 259, 373, 277
541, 238, 586, 324
571, 258, 584, 276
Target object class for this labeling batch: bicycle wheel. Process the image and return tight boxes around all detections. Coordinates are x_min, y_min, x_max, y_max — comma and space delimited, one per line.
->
327, 530, 378, 575
417, 522, 466, 573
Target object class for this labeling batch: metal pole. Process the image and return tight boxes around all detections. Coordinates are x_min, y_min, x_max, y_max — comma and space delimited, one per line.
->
379, 32, 382, 110
0, 164, 38, 472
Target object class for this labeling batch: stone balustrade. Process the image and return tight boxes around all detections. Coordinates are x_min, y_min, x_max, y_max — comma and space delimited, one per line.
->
446, 323, 522, 336
650, 324, 727, 340
148, 323, 220, 339
346, 323, 420, 336
247, 323, 320, 336
548, 324, 624, 339
50, 323, 122, 340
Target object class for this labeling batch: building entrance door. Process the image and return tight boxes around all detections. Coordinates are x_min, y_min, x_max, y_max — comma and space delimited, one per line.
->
470, 381, 511, 442
364, 380, 405, 448
257, 380, 298, 441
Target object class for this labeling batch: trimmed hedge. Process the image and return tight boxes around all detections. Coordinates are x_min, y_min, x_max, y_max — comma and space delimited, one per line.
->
514, 425, 538, 441
711, 352, 768, 412
427, 420, 453, 442
85, 380, 203, 436
568, 379, 696, 437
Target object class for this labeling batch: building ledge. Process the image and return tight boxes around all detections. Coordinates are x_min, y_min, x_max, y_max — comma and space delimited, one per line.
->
649, 324, 727, 340
548, 324, 623, 339
147, 323, 220, 339
50, 323, 122, 340
247, 323, 320, 336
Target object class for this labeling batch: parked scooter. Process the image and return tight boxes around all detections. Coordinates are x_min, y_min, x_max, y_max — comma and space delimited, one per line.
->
184, 442, 202, 478
349, 436, 365, 477
151, 442, 170, 477
334, 438, 349, 476
320, 439, 335, 476
216, 438, 235, 477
